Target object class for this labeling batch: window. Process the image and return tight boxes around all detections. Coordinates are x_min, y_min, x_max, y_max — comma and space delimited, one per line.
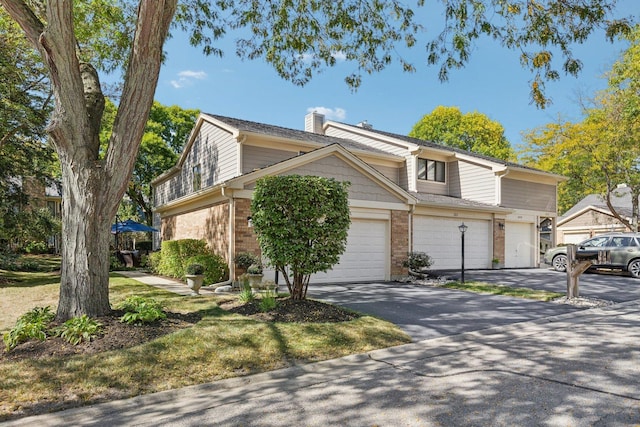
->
192, 164, 202, 191
417, 159, 445, 182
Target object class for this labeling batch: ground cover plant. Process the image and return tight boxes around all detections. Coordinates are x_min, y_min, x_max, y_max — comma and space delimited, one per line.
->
0, 272, 410, 421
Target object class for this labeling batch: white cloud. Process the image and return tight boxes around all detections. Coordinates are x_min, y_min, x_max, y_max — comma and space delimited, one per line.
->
306, 106, 347, 121
170, 70, 208, 88
332, 51, 347, 61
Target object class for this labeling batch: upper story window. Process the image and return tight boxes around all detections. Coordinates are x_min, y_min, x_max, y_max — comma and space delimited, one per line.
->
417, 159, 445, 183
192, 164, 202, 191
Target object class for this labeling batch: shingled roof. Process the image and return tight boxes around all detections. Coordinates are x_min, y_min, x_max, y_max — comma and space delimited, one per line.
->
203, 114, 399, 158
560, 186, 634, 219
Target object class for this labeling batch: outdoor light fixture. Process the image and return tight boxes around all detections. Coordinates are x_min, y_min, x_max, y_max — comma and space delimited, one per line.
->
458, 222, 468, 284
247, 216, 253, 227
498, 222, 505, 231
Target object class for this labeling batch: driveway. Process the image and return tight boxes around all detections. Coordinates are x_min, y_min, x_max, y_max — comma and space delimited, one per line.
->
465, 267, 640, 303
307, 281, 580, 341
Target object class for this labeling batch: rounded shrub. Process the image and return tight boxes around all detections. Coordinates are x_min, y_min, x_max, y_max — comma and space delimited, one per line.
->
186, 254, 229, 285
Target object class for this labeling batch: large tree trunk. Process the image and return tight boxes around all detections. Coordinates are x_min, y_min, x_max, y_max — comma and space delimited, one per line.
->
1, 0, 178, 320
57, 162, 113, 318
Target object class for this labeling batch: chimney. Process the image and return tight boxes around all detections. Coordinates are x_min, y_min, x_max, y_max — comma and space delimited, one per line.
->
305, 111, 325, 134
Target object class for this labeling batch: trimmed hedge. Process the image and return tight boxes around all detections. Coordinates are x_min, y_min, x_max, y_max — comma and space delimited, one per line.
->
150, 239, 228, 284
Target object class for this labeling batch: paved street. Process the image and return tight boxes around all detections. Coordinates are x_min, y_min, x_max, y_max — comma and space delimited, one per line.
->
4, 269, 640, 426
6, 301, 640, 426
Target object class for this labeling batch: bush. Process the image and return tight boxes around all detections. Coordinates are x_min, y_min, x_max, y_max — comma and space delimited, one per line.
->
53, 315, 103, 345
147, 251, 162, 273
403, 252, 434, 277
0, 253, 20, 271
18, 259, 42, 272
185, 263, 205, 275
3, 306, 55, 352
24, 241, 49, 254
235, 252, 259, 270
117, 295, 166, 325
186, 254, 229, 284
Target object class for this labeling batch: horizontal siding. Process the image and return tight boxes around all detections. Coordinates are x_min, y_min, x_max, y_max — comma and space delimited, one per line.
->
243, 145, 298, 174
154, 123, 238, 207
452, 160, 495, 204
370, 164, 400, 185
562, 210, 616, 228
283, 156, 402, 203
502, 178, 556, 211
416, 179, 448, 195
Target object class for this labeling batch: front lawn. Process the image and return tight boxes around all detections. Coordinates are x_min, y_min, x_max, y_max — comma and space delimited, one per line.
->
0, 270, 410, 421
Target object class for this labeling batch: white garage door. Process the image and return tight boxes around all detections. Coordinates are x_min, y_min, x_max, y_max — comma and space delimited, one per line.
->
310, 218, 388, 284
413, 217, 491, 269
505, 222, 535, 268
562, 232, 590, 245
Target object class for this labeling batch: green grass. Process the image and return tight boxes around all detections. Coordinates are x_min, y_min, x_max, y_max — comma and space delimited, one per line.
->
0, 270, 410, 420
441, 281, 564, 301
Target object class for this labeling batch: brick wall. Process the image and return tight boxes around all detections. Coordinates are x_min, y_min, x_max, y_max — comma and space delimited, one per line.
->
493, 219, 505, 265
391, 210, 409, 279
160, 201, 230, 260
234, 198, 261, 275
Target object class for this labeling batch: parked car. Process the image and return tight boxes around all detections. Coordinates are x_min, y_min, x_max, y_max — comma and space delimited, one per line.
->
543, 233, 640, 278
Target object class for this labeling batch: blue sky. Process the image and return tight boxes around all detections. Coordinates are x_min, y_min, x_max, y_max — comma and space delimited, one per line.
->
153, 1, 636, 153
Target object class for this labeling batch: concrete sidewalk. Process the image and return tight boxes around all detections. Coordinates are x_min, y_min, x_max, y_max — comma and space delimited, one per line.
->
5, 300, 640, 426
115, 270, 217, 296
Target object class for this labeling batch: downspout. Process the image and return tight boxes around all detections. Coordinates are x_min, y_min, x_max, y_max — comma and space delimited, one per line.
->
208, 185, 235, 288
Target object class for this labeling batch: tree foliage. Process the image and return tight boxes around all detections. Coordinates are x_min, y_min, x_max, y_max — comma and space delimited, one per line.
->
0, 0, 633, 319
521, 25, 640, 227
251, 175, 351, 300
409, 106, 514, 160
99, 100, 199, 224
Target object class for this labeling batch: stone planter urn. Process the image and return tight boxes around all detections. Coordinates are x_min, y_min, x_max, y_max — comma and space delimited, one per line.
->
185, 263, 205, 295
185, 274, 204, 295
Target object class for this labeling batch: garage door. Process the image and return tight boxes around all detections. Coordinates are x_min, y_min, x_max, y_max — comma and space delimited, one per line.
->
413, 217, 491, 269
562, 232, 590, 245
310, 218, 388, 283
505, 222, 535, 268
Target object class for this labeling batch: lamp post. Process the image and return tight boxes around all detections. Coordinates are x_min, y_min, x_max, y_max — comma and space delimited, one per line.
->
458, 222, 468, 284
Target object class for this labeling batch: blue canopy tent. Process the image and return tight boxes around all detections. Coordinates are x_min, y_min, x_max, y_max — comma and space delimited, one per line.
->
111, 219, 158, 234
111, 219, 158, 251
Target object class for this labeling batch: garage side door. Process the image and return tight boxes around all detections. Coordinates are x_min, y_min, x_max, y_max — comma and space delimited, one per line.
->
310, 218, 388, 284
505, 222, 535, 268
413, 217, 491, 269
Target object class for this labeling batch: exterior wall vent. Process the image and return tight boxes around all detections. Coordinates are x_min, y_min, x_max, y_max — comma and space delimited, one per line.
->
305, 112, 325, 134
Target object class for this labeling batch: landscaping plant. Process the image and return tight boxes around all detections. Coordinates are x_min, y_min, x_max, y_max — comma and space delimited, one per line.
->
54, 315, 103, 345
251, 175, 350, 300
3, 306, 55, 351
117, 295, 167, 325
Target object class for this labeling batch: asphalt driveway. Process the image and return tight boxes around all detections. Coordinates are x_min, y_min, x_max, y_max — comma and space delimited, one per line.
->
308, 267, 640, 341
465, 267, 640, 303
307, 280, 580, 341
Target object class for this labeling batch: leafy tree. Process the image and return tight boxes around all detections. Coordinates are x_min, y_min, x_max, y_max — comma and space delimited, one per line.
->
409, 106, 514, 160
251, 176, 351, 300
521, 26, 640, 226
100, 99, 199, 224
0, 11, 58, 252
0, 0, 632, 320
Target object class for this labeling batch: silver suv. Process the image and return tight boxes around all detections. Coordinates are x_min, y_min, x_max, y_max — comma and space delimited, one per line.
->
543, 233, 640, 278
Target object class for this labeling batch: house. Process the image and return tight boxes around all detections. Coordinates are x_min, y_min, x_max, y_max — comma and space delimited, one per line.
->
556, 185, 634, 244
152, 112, 564, 283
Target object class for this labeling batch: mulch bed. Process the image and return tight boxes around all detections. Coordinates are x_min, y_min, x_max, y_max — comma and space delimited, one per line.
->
219, 297, 360, 323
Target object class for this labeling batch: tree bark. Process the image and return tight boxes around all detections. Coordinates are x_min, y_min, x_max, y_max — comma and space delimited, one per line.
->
1, 0, 178, 320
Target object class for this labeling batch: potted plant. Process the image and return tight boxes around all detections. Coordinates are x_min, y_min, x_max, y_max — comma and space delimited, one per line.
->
185, 263, 205, 295
492, 257, 502, 269
247, 262, 264, 288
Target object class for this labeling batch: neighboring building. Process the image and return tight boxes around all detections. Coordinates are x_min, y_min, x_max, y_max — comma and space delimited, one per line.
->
152, 112, 564, 283
556, 186, 634, 244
